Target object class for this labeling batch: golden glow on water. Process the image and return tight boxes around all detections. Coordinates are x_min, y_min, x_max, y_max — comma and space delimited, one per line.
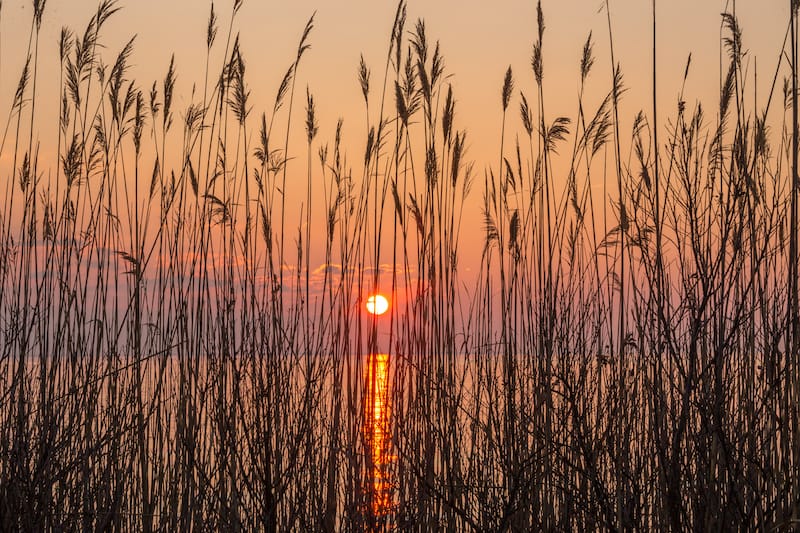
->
365, 353, 393, 524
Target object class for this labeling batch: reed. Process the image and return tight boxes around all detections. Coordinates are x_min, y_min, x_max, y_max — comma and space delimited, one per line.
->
0, 0, 796, 530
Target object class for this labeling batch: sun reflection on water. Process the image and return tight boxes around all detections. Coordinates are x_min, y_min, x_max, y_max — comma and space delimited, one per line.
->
365, 352, 393, 527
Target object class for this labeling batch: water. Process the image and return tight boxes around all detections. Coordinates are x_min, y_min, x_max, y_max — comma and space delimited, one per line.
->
364, 353, 393, 527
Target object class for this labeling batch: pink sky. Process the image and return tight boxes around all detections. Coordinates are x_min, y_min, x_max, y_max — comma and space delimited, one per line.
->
0, 0, 790, 278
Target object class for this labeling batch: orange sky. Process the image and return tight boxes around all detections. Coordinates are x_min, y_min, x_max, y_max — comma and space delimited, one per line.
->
6, 1, 787, 147
0, 0, 791, 281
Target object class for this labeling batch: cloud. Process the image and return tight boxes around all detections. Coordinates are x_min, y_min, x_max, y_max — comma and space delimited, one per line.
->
313, 263, 343, 276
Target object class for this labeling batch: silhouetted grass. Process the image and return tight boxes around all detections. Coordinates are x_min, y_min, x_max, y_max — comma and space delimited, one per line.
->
0, 0, 797, 531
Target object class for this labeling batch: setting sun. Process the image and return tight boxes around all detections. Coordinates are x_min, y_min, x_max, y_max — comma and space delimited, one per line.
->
366, 294, 389, 316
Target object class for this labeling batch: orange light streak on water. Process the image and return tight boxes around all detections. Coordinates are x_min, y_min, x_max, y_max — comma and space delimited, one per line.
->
365, 352, 392, 526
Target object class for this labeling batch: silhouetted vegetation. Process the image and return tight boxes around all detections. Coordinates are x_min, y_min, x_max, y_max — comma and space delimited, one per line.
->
0, 0, 797, 530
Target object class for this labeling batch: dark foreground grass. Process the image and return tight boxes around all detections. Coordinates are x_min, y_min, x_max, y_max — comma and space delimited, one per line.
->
0, 0, 799, 530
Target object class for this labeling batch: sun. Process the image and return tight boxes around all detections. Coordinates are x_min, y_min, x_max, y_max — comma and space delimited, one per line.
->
366, 294, 389, 316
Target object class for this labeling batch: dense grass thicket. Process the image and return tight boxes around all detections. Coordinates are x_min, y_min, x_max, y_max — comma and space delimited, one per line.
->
1, 0, 799, 530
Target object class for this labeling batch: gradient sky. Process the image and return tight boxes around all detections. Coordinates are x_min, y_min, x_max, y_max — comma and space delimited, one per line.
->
0, 0, 791, 276
4, 1, 787, 143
